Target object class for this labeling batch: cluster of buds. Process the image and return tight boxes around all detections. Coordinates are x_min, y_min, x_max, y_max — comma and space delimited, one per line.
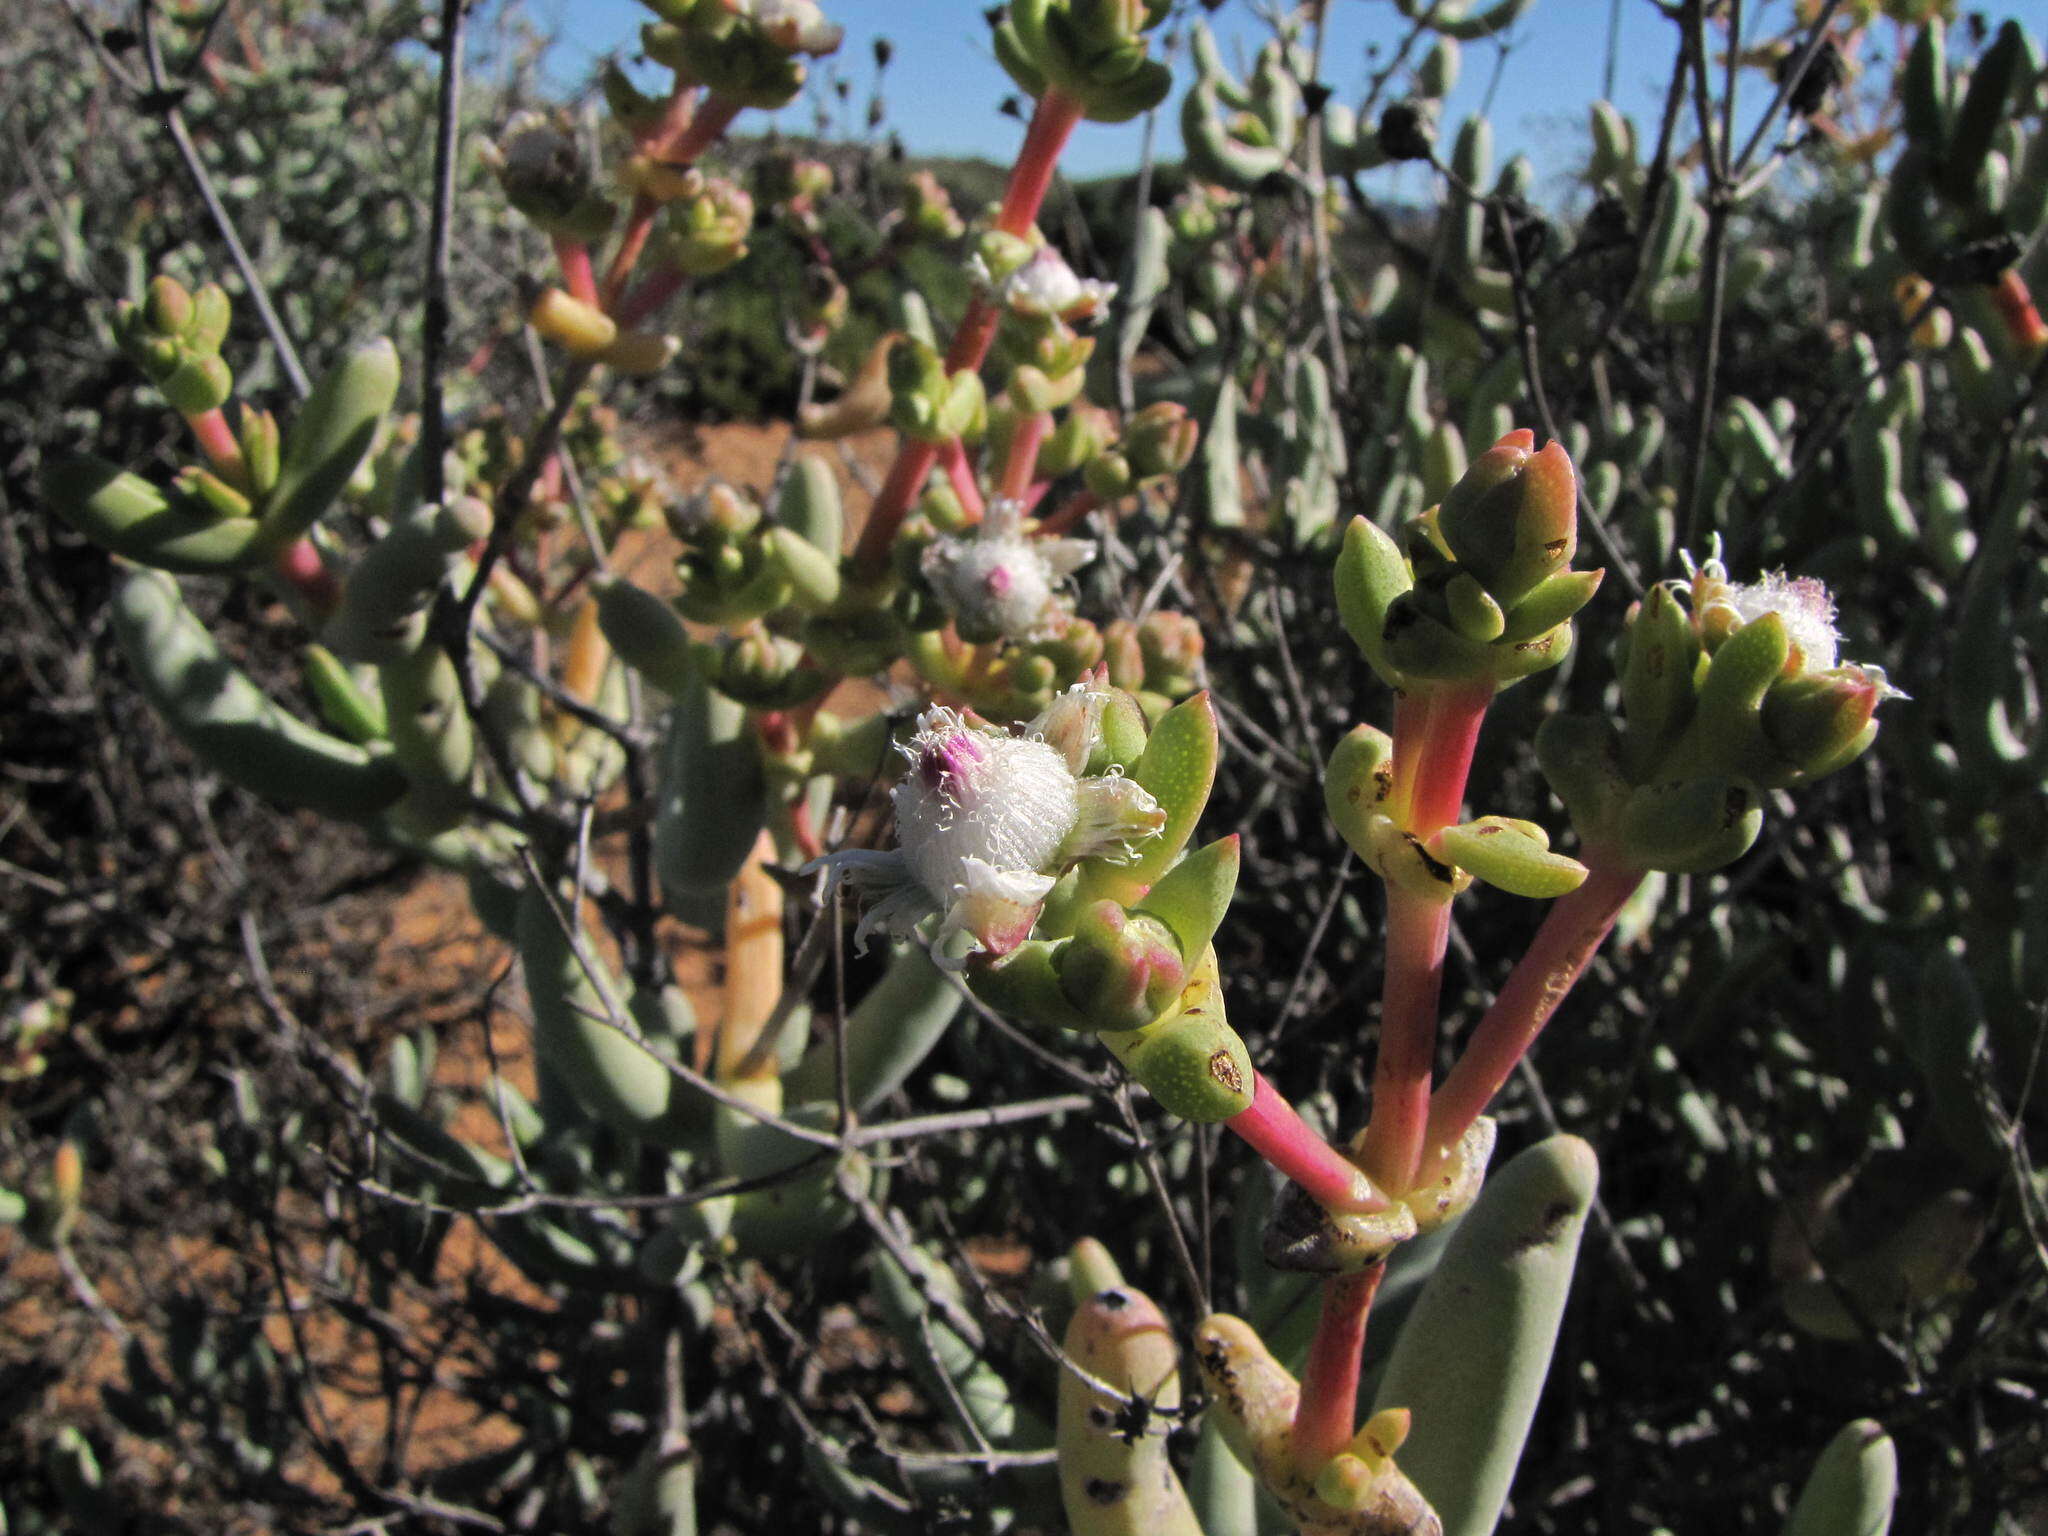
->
896, 168, 966, 243
482, 112, 615, 241
889, 337, 989, 444
1537, 548, 1899, 874
990, 0, 1174, 123
641, 0, 843, 112
115, 275, 234, 419
1336, 431, 1600, 697
1328, 432, 1600, 902
756, 153, 833, 235
980, 240, 1114, 411
1082, 400, 1201, 500
49, 280, 398, 585
660, 172, 755, 276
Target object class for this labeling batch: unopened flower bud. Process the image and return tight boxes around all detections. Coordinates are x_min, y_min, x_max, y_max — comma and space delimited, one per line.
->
529, 287, 619, 358
1760, 668, 1891, 779
1137, 611, 1203, 693
1037, 401, 1117, 478
1083, 450, 1135, 500
1123, 401, 1199, 480
1435, 429, 1579, 611
668, 175, 754, 274
1058, 900, 1186, 1031
144, 274, 196, 338
902, 168, 965, 241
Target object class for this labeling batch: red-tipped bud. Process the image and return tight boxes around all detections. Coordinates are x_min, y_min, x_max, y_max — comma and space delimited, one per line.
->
1434, 432, 1579, 611
1761, 667, 1890, 779
1058, 900, 1187, 1032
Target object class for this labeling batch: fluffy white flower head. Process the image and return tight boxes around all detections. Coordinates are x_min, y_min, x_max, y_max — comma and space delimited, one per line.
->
921, 497, 1094, 644
730, 0, 844, 54
810, 687, 1165, 966
1000, 247, 1117, 323
1681, 544, 1903, 699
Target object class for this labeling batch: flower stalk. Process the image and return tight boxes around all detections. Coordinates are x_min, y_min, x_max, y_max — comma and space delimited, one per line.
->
850, 85, 1084, 579
1227, 1071, 1390, 1217
1422, 854, 1646, 1174
1292, 1262, 1386, 1477
1360, 678, 1491, 1193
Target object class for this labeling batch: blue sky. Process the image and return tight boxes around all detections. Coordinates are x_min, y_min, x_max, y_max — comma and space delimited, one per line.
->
522, 0, 1799, 196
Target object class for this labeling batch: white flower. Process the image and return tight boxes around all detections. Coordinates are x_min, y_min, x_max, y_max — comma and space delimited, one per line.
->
921, 497, 1094, 644
811, 688, 1165, 966
731, 0, 843, 55
999, 247, 1117, 323
1681, 545, 1903, 698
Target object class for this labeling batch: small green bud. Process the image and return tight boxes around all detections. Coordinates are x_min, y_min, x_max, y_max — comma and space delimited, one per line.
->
186, 283, 232, 353
159, 352, 233, 415
1122, 400, 1199, 480
144, 274, 195, 338
1057, 900, 1187, 1032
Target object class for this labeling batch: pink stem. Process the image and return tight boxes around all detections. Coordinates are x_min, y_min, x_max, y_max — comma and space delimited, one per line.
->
613, 265, 687, 331
1359, 680, 1492, 1193
998, 87, 1085, 237
273, 537, 340, 620
1359, 887, 1452, 1193
1227, 1073, 1389, 1216
552, 236, 599, 307
1037, 489, 1100, 535
1422, 856, 1646, 1172
601, 193, 660, 310
602, 96, 744, 308
938, 438, 985, 522
1000, 411, 1052, 502
1292, 1264, 1385, 1475
849, 88, 1083, 580
184, 408, 248, 489
850, 441, 942, 579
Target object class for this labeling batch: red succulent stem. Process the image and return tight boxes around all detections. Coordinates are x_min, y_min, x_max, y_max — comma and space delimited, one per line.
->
1360, 679, 1492, 1193
601, 193, 661, 310
1226, 1072, 1390, 1216
184, 408, 249, 489
273, 537, 340, 620
1292, 1262, 1386, 1476
849, 86, 1084, 580
1359, 886, 1453, 1193
614, 265, 688, 331
1421, 854, 1646, 1175
600, 96, 744, 309
1991, 269, 2048, 355
999, 86, 1085, 238
1036, 489, 1099, 535
552, 236, 600, 307
1000, 411, 1052, 503
938, 438, 985, 522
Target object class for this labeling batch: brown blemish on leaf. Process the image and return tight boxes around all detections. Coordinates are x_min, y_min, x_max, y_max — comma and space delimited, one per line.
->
1209, 1049, 1243, 1094
1084, 1477, 1126, 1505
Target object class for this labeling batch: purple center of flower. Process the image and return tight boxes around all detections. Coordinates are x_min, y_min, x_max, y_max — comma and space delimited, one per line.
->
983, 565, 1015, 597
917, 730, 988, 789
